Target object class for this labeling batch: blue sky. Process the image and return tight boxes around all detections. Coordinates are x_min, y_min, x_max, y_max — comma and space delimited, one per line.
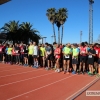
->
0, 0, 100, 44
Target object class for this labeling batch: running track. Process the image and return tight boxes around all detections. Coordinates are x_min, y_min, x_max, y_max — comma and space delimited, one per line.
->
0, 63, 99, 100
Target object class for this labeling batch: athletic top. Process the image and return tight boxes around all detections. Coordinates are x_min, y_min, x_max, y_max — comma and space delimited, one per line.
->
40, 47, 45, 56
54, 48, 61, 58
45, 46, 52, 55
63, 47, 72, 55
28, 45, 34, 55
12, 49, 16, 55
0, 46, 3, 53
94, 47, 99, 57
80, 46, 87, 56
72, 48, 79, 58
20, 46, 24, 54
7, 47, 12, 55
33, 46, 38, 55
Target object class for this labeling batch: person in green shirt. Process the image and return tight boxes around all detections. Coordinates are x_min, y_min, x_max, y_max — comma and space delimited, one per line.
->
28, 42, 34, 67
7, 44, 12, 64
72, 44, 79, 74
63, 43, 72, 74
40, 44, 46, 67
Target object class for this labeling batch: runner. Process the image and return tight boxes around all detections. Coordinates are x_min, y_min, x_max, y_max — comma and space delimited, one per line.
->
87, 45, 96, 76
33, 42, 39, 68
94, 43, 99, 74
54, 44, 61, 73
45, 43, 53, 70
79, 42, 88, 74
15, 44, 20, 65
72, 44, 79, 74
7, 44, 13, 64
63, 43, 72, 74
97, 46, 100, 77
28, 42, 34, 67
40, 44, 46, 67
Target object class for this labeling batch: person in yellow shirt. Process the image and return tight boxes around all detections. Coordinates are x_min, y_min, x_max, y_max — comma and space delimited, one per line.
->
28, 42, 34, 67
40, 44, 46, 67
7, 44, 12, 64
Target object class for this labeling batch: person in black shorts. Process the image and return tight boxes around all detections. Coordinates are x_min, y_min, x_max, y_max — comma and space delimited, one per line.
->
87, 45, 96, 76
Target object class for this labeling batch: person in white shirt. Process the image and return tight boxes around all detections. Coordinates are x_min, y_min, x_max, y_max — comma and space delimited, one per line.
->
33, 42, 39, 68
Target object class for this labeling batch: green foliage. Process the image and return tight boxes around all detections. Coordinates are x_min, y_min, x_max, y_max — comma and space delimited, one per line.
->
46, 8, 68, 44
0, 21, 41, 44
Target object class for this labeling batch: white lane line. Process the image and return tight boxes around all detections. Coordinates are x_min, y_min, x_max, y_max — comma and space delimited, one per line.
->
65, 78, 98, 100
7, 75, 75, 100
0, 69, 43, 78
0, 67, 27, 72
0, 72, 55, 87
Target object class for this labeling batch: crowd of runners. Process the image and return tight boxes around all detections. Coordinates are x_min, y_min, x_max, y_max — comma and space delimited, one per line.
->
0, 41, 100, 77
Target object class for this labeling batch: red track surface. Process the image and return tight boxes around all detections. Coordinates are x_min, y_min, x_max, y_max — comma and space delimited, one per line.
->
0, 63, 99, 100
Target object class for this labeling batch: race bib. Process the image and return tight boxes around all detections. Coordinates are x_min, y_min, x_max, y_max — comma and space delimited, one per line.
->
88, 55, 92, 58
47, 51, 50, 55
15, 50, 18, 53
96, 50, 98, 54
21, 50, 24, 52
82, 51, 85, 53
65, 55, 69, 58
56, 55, 58, 58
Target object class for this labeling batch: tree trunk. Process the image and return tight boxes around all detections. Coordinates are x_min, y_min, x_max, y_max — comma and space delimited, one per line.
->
52, 23, 56, 43
61, 25, 64, 44
58, 27, 60, 44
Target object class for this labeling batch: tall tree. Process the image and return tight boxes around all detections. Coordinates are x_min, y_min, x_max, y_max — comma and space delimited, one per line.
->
57, 8, 68, 44
55, 11, 62, 44
1, 20, 19, 42
46, 8, 56, 42
19, 22, 41, 43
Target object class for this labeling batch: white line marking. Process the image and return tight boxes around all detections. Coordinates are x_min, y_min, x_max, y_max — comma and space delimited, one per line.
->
65, 78, 98, 100
0, 72, 55, 87
0, 67, 27, 72
7, 75, 75, 100
0, 69, 43, 78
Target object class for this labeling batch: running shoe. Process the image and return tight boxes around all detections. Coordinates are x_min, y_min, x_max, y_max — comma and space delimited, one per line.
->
57, 69, 60, 73
72, 71, 76, 74
88, 71, 91, 75
82, 71, 85, 75
63, 70, 66, 74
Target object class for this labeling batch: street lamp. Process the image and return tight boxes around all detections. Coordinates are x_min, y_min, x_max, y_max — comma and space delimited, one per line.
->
41, 37, 47, 44
51, 35, 55, 44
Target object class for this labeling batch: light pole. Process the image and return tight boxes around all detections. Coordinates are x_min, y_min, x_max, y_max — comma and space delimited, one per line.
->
80, 31, 82, 43
89, 0, 94, 44
51, 35, 54, 44
41, 37, 47, 44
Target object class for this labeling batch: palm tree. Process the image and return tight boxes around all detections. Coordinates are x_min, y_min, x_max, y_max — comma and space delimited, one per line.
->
1, 20, 19, 43
57, 8, 68, 44
19, 22, 41, 44
46, 8, 56, 42
55, 11, 61, 44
